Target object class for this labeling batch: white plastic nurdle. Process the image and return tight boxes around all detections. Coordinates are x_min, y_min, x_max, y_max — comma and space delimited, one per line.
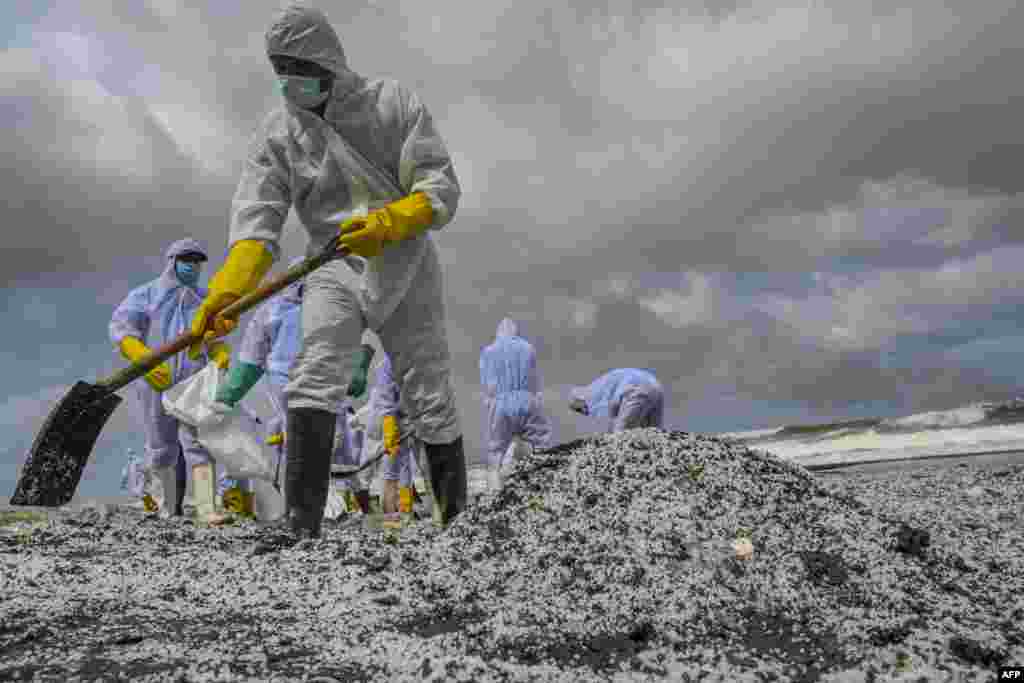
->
3, 429, 1020, 681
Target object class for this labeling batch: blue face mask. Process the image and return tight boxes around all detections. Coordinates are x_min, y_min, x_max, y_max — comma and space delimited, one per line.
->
277, 75, 330, 109
175, 260, 201, 287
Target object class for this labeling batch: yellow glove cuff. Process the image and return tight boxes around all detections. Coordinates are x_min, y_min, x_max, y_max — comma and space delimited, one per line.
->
382, 192, 435, 244
208, 340, 230, 354
119, 336, 151, 363
383, 415, 399, 455
208, 341, 232, 369
398, 486, 413, 513
208, 240, 274, 300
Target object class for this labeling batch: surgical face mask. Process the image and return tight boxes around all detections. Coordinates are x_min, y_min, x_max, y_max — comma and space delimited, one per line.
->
175, 260, 201, 287
277, 75, 330, 109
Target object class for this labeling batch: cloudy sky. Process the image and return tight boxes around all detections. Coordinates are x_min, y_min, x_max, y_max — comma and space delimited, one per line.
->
4, 1, 1024, 499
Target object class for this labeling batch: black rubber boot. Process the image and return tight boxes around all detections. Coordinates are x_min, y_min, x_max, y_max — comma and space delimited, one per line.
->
355, 489, 372, 515
424, 436, 468, 526
410, 484, 427, 520
173, 448, 187, 517
252, 408, 336, 554
285, 407, 336, 539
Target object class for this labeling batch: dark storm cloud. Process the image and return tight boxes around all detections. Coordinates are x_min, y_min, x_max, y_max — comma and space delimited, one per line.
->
2, 0, 1024, 467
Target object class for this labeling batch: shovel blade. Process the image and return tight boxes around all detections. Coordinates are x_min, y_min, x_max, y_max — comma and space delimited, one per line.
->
10, 381, 122, 507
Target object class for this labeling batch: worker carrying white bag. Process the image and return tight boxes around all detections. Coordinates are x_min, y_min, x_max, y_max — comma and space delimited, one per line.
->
162, 362, 284, 521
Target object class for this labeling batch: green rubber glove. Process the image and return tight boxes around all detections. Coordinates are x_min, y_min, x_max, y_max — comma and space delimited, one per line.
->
346, 344, 376, 399
215, 361, 265, 407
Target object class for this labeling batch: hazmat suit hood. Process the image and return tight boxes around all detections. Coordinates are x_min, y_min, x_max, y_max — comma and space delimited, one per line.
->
266, 3, 360, 91
496, 318, 519, 339
160, 238, 208, 288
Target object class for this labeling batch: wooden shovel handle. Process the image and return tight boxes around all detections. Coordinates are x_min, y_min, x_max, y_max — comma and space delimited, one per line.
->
100, 239, 348, 393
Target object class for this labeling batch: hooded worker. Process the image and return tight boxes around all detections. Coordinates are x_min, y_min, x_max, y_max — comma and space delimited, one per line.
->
479, 318, 552, 492
120, 448, 144, 500
367, 352, 421, 515
213, 256, 375, 513
349, 392, 382, 511
188, 3, 466, 544
109, 238, 232, 519
339, 404, 369, 513
569, 369, 665, 433
327, 403, 365, 512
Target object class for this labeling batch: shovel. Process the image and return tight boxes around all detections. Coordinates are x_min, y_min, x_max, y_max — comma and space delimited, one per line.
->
330, 429, 415, 479
11, 238, 350, 507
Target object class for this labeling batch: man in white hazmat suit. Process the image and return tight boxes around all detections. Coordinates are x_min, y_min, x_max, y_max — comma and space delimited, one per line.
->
188, 3, 467, 543
479, 318, 552, 492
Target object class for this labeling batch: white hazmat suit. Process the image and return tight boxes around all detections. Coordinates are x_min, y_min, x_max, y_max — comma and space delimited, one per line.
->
231, 4, 461, 447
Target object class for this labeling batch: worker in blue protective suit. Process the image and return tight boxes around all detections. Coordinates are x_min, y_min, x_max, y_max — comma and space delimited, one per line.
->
213, 257, 376, 513
340, 404, 368, 513
479, 318, 552, 492
327, 403, 364, 513
569, 368, 665, 433
109, 238, 232, 520
368, 353, 422, 515
348, 397, 381, 511
187, 3, 467, 544
120, 448, 144, 500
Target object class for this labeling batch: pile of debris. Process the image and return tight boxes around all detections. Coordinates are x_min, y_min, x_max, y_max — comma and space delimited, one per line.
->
390, 430, 1023, 680
2, 429, 1020, 682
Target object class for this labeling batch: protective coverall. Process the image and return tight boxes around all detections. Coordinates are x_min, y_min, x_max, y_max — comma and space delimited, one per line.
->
120, 448, 144, 498
109, 238, 224, 516
369, 353, 419, 513
339, 405, 369, 511
479, 318, 552, 491
350, 401, 380, 500
570, 368, 665, 433
203, 3, 467, 540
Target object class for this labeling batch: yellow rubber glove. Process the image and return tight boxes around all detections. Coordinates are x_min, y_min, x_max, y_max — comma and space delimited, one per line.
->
382, 415, 400, 459
398, 486, 413, 514
120, 337, 173, 392
189, 240, 274, 360
222, 486, 246, 515
337, 192, 434, 259
266, 432, 285, 446
223, 487, 255, 519
241, 490, 255, 518
208, 341, 232, 370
